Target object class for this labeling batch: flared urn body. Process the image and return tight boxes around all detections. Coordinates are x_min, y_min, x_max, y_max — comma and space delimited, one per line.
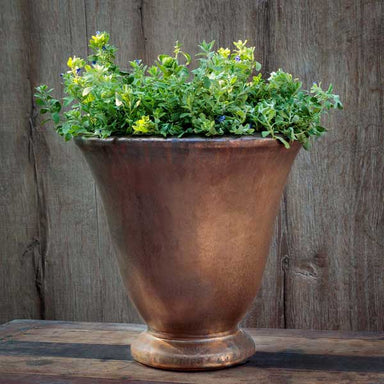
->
75, 136, 300, 370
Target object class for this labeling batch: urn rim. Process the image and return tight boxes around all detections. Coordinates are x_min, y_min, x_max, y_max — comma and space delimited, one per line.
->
74, 134, 302, 150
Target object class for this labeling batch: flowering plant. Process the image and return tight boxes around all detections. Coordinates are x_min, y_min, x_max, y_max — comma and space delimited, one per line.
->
35, 31, 342, 149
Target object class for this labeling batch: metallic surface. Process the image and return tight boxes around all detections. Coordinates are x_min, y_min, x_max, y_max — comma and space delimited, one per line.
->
75, 136, 301, 370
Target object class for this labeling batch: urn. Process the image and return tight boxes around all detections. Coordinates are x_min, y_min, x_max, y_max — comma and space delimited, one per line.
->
75, 135, 300, 370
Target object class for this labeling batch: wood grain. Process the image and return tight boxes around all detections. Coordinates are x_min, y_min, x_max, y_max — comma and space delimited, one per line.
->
268, 0, 384, 331
0, 375, 179, 384
10, 326, 384, 356
0, 0, 383, 331
27, 0, 143, 324
0, 321, 383, 384
0, 0, 42, 324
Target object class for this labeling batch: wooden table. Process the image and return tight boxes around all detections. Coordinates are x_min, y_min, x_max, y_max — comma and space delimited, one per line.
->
0, 320, 383, 383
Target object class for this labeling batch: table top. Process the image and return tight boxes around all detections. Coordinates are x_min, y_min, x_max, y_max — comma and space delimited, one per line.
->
0, 320, 383, 383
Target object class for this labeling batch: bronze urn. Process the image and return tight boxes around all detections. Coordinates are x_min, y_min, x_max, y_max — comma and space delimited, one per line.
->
75, 135, 300, 370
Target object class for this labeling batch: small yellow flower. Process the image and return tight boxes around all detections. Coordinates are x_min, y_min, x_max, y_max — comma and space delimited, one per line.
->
67, 56, 85, 70
90, 31, 109, 48
217, 47, 230, 58
132, 116, 156, 134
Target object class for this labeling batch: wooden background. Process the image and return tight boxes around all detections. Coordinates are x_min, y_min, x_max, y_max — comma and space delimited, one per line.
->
1, 0, 383, 331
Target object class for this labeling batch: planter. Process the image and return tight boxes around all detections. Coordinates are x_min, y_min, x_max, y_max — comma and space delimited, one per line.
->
75, 135, 300, 370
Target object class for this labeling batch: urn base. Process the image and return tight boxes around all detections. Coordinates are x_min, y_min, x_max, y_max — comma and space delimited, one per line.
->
131, 328, 256, 371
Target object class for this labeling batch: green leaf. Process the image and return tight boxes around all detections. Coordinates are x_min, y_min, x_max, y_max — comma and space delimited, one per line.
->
276, 136, 290, 148
35, 98, 45, 106
52, 112, 60, 124
82, 87, 92, 96
303, 139, 311, 150
203, 76, 211, 89
182, 52, 191, 65
63, 97, 74, 107
53, 101, 61, 112
261, 131, 270, 138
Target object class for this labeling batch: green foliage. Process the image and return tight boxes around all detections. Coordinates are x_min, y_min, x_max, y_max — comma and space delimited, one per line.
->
34, 31, 343, 148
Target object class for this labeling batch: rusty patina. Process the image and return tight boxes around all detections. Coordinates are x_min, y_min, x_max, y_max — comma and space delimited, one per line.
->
75, 135, 301, 370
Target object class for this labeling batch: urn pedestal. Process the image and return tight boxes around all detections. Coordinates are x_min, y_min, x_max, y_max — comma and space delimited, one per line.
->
75, 136, 300, 370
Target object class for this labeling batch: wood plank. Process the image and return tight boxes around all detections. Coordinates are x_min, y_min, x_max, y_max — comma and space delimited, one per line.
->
11, 328, 140, 345
0, 356, 383, 384
1, 322, 384, 383
1, 320, 145, 331
0, 341, 132, 360
28, 0, 99, 324
0, 374, 180, 384
10, 327, 384, 357
82, 0, 145, 325
268, 0, 384, 331
5, 319, 384, 341
0, 0, 42, 324
0, 320, 36, 341
28, 0, 143, 324
248, 327, 384, 340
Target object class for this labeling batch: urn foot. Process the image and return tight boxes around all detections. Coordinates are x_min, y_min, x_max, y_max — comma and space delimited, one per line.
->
131, 328, 256, 371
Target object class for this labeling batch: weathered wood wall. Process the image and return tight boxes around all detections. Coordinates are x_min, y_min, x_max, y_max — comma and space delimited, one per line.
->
1, 0, 383, 331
